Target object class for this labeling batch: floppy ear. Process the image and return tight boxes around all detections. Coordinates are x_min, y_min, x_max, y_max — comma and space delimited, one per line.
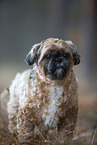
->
25, 43, 41, 66
65, 41, 80, 65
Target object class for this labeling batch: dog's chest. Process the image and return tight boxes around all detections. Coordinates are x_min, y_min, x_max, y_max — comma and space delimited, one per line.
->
42, 85, 64, 128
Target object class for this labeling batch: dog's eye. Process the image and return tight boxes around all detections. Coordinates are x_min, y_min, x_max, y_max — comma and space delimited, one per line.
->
63, 53, 70, 58
46, 54, 51, 58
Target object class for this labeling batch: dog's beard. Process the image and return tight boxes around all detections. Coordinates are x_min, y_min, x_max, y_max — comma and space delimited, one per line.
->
44, 57, 70, 80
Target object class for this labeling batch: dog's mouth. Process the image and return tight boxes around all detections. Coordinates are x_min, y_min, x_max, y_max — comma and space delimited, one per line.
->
47, 59, 69, 80
53, 67, 66, 80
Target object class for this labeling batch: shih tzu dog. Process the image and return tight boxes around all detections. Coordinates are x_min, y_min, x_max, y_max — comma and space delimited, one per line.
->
7, 38, 80, 142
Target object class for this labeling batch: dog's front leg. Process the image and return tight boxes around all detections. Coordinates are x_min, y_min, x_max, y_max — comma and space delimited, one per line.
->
17, 106, 35, 141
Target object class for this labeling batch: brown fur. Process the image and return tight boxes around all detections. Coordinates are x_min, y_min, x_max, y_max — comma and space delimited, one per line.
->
7, 38, 80, 142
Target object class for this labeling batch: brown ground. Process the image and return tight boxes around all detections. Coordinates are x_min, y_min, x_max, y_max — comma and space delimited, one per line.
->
0, 64, 97, 145
0, 90, 97, 145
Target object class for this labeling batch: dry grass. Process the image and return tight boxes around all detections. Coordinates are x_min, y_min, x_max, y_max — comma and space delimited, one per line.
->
0, 91, 97, 145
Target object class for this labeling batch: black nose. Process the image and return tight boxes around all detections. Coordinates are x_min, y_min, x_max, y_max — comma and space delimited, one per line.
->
56, 58, 62, 63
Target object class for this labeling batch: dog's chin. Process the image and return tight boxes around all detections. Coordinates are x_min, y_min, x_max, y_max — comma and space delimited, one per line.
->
48, 68, 67, 80
43, 56, 70, 81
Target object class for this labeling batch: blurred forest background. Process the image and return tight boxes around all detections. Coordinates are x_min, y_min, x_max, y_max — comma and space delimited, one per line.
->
0, 0, 97, 144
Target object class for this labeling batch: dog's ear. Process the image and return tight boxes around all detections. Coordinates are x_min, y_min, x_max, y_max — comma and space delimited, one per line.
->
25, 43, 41, 66
65, 41, 80, 65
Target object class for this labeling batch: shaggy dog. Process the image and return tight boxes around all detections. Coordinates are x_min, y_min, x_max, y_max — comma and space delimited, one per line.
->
7, 38, 80, 142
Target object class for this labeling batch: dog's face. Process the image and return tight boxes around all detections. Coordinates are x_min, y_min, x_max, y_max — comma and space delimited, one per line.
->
26, 38, 80, 80
39, 44, 73, 80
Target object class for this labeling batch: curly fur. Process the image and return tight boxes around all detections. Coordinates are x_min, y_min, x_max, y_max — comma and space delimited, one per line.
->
7, 38, 79, 142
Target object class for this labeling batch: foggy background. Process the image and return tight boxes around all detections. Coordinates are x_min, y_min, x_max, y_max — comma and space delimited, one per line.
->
0, 1, 97, 144
0, 0, 97, 92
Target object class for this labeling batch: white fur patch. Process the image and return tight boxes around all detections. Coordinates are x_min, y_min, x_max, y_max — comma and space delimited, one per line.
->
42, 85, 64, 128
7, 69, 31, 113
